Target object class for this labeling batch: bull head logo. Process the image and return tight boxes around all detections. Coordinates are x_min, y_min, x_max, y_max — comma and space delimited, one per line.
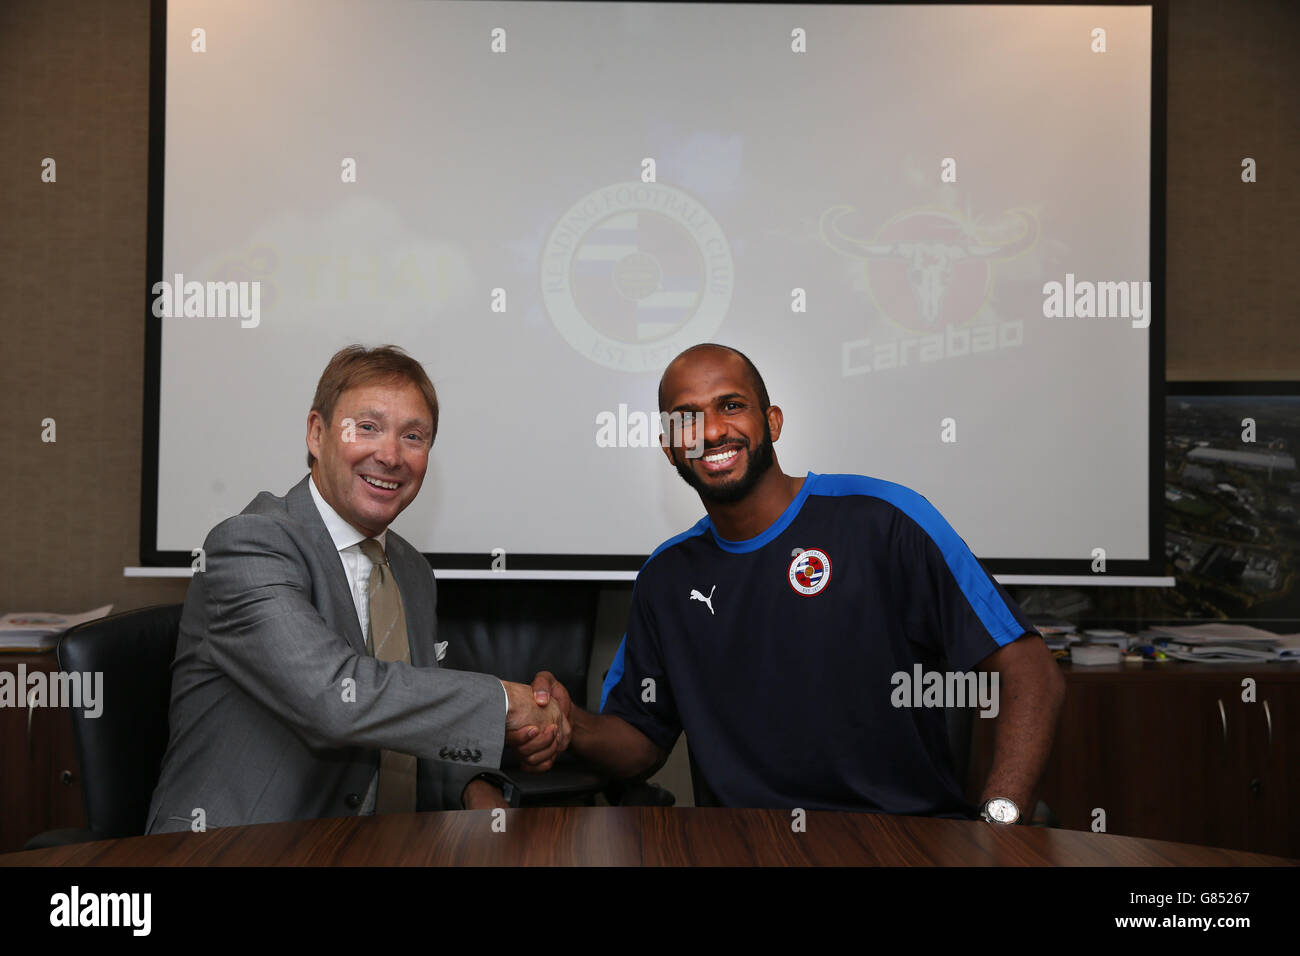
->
820, 206, 1039, 332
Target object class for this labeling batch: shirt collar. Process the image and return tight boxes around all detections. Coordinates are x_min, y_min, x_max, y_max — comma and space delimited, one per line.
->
708, 471, 817, 553
308, 473, 388, 554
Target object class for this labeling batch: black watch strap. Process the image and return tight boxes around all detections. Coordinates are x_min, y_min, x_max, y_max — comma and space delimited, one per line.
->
470, 771, 521, 808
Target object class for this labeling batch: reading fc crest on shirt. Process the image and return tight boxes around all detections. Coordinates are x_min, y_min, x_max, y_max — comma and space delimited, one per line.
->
788, 549, 832, 596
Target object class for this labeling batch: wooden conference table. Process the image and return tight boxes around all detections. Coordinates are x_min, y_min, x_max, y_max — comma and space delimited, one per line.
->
1, 807, 1294, 866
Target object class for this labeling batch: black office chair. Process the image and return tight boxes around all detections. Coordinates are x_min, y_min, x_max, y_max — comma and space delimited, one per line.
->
25, 588, 664, 845
23, 604, 184, 849
438, 580, 673, 807
686, 746, 720, 807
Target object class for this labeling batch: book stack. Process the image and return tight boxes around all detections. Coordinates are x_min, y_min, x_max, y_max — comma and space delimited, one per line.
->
1030, 618, 1079, 656
0, 605, 113, 652
1144, 623, 1300, 662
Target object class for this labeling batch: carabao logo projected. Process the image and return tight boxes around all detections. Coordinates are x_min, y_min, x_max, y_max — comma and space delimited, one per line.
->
788, 549, 832, 596
541, 183, 733, 372
822, 205, 1038, 331
823, 205, 1040, 376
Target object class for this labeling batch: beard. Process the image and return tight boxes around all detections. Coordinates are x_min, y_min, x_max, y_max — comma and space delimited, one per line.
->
673, 419, 776, 504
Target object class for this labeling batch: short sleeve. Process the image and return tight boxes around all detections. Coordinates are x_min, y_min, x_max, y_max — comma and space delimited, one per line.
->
598, 577, 683, 753
891, 494, 1038, 672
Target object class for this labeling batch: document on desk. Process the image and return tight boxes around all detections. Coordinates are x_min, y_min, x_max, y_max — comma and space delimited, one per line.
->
1148, 623, 1300, 661
1161, 645, 1282, 662
0, 605, 113, 650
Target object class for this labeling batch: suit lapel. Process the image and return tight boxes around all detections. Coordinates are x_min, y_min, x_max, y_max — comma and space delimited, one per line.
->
283, 475, 369, 656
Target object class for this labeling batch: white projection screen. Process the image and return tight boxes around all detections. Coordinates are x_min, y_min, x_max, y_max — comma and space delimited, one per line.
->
144, 0, 1166, 578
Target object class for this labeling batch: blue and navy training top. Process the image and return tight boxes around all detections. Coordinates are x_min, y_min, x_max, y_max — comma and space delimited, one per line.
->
599, 472, 1037, 817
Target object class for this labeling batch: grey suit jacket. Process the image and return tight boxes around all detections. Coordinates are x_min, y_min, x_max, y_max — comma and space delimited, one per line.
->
146, 475, 506, 833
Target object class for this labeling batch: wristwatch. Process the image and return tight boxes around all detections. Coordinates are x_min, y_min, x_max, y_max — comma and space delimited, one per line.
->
469, 772, 521, 808
979, 797, 1020, 825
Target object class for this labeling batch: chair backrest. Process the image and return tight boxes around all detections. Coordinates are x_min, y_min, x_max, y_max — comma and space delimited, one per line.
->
687, 746, 720, 807
437, 582, 599, 709
56, 604, 183, 838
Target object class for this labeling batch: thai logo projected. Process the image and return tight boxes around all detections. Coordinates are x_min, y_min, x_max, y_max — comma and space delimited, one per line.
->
541, 183, 733, 372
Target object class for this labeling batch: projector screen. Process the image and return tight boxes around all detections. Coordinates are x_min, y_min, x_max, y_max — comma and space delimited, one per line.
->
145, 0, 1165, 577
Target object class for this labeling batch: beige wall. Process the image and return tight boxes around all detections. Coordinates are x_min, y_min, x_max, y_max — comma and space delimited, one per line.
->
1, 0, 1297, 613
1164, 0, 1300, 378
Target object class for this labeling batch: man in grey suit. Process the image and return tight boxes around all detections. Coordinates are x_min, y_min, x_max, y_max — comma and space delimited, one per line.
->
147, 345, 565, 833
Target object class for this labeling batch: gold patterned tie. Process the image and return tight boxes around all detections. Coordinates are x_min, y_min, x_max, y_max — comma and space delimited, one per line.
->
359, 537, 418, 814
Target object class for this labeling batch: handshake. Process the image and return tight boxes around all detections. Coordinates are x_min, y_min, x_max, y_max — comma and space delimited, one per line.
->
473, 669, 661, 810
502, 671, 575, 772
467, 674, 574, 810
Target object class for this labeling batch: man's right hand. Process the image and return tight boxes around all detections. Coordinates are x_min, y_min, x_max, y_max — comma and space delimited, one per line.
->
507, 671, 666, 780
502, 679, 570, 772
503, 672, 574, 772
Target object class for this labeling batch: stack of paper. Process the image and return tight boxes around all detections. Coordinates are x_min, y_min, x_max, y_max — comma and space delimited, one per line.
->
1146, 623, 1300, 662
1032, 619, 1079, 652
1070, 644, 1122, 666
0, 605, 113, 651
1081, 629, 1133, 650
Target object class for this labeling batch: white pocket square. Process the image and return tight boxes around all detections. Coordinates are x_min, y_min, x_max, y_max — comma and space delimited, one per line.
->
434, 641, 447, 662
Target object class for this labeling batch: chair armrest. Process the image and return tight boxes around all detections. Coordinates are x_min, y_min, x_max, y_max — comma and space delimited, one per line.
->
605, 780, 676, 807
23, 827, 100, 850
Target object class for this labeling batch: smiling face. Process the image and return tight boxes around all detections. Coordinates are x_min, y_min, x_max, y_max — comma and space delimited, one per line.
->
659, 348, 782, 505
305, 379, 433, 537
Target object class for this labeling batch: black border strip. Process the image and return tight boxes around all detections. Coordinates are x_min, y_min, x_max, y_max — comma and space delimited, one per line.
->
1168, 381, 1300, 396
141, 0, 1171, 579
140, 0, 168, 570
1145, 0, 1169, 584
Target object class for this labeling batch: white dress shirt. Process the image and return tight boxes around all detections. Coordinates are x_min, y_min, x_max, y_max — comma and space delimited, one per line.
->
308, 473, 387, 639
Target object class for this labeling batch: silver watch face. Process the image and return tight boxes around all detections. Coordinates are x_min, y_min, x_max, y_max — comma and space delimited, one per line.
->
984, 798, 1019, 824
